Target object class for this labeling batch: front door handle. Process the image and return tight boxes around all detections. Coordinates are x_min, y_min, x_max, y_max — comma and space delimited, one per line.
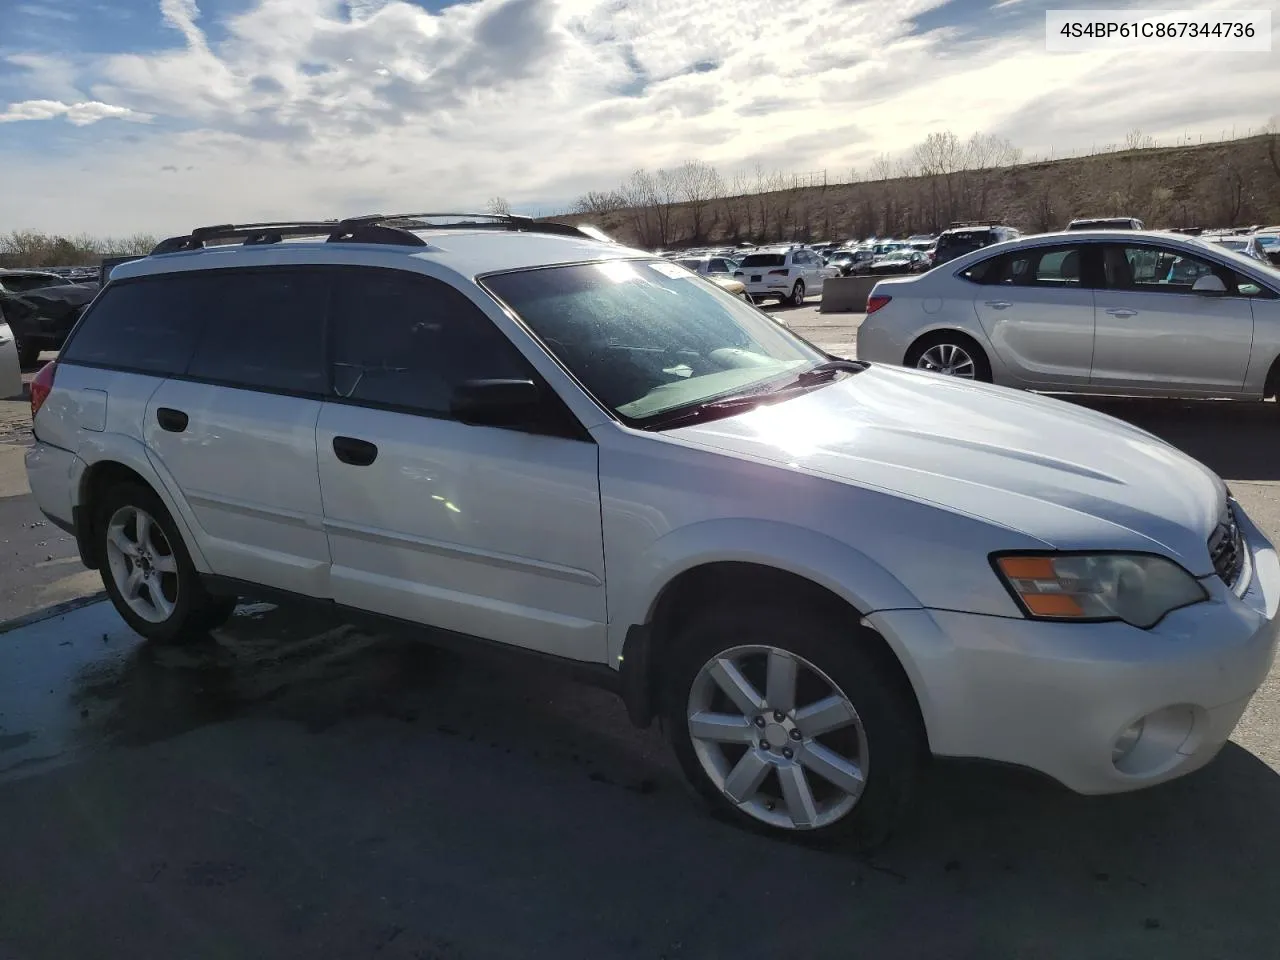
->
984, 300, 1012, 309
156, 407, 188, 432
1106, 308, 1138, 318
332, 435, 378, 466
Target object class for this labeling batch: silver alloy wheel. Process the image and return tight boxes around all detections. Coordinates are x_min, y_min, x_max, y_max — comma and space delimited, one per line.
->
103, 504, 179, 623
916, 342, 976, 378
687, 644, 868, 831
790, 280, 805, 306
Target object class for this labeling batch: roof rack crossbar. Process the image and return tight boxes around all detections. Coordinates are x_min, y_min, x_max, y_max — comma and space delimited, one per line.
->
151, 213, 614, 257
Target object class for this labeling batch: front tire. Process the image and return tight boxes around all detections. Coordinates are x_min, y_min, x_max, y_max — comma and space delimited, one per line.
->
664, 604, 924, 849
95, 482, 235, 643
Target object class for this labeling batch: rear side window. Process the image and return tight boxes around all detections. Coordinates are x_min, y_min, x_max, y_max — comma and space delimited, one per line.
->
328, 269, 531, 416
961, 245, 1086, 286
740, 254, 786, 268
60, 274, 217, 374
186, 269, 329, 395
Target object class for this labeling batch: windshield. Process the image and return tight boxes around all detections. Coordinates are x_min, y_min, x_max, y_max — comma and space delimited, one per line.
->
1190, 237, 1280, 274
1215, 239, 1247, 250
739, 253, 786, 268
482, 260, 828, 425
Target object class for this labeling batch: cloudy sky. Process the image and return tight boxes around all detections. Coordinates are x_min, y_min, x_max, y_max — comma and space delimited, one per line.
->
0, 0, 1275, 236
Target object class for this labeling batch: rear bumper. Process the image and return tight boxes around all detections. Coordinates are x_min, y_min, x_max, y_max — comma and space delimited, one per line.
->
26, 440, 81, 529
867, 507, 1280, 795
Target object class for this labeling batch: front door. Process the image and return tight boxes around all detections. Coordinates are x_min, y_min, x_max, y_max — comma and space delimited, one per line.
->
970, 243, 1096, 387
314, 267, 608, 663
1090, 243, 1254, 393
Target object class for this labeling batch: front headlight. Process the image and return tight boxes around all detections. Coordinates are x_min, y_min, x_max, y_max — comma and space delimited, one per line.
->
992, 553, 1208, 629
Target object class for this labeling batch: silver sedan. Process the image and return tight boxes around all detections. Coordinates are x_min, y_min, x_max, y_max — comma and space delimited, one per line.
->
857, 230, 1280, 399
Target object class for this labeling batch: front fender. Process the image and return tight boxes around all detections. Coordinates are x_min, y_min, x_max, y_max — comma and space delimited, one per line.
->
72, 431, 212, 573
607, 517, 923, 665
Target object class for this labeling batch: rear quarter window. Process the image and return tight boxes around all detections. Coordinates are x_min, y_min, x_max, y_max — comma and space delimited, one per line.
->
60, 274, 218, 375
740, 254, 786, 268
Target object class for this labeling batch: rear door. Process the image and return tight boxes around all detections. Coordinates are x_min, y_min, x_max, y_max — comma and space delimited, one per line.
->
144, 267, 331, 597
315, 267, 607, 662
968, 243, 1096, 387
1090, 242, 1254, 393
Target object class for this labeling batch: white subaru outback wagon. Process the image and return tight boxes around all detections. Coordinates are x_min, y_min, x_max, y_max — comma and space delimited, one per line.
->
25, 213, 1280, 847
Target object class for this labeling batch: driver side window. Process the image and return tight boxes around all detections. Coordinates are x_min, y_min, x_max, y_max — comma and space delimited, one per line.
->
328, 268, 532, 417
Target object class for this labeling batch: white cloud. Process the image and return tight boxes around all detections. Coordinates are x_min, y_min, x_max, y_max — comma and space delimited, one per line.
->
0, 99, 151, 125
16, 4, 77, 20
0, 0, 1275, 234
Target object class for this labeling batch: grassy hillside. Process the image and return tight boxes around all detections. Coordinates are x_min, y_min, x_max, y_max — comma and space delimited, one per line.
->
560, 134, 1280, 248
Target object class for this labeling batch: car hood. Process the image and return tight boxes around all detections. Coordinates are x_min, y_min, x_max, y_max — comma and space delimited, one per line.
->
669, 364, 1225, 574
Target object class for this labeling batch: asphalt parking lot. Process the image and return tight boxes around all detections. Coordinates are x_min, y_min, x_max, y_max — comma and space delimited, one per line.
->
2, 314, 1279, 959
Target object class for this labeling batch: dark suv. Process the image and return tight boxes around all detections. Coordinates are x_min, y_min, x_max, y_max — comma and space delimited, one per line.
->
932, 223, 1020, 266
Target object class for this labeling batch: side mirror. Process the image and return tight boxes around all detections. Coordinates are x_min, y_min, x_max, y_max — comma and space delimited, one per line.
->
450, 378, 542, 427
1191, 274, 1227, 296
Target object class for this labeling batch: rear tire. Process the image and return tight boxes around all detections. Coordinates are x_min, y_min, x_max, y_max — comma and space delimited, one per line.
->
789, 280, 806, 307
94, 482, 236, 644
663, 604, 924, 850
905, 331, 992, 382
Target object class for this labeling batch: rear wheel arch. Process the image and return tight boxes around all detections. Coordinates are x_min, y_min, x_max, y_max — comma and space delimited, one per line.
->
76, 458, 207, 573
904, 328, 993, 382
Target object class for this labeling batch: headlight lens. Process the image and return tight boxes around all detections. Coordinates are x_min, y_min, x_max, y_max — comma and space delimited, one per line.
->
993, 553, 1208, 629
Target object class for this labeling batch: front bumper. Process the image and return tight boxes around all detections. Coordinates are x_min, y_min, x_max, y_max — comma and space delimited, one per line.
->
868, 505, 1280, 795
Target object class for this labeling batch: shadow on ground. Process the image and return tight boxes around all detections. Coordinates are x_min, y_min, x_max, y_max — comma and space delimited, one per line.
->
1064, 396, 1280, 482
0, 600, 1277, 957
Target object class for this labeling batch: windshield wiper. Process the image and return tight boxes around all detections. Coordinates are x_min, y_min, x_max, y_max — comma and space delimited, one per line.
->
791, 358, 868, 385
639, 361, 867, 431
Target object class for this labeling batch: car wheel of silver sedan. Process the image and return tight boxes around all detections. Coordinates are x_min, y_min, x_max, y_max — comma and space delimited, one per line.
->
665, 604, 924, 848
906, 333, 993, 382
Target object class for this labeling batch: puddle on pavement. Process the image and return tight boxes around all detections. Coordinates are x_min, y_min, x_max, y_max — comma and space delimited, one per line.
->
0, 599, 441, 781
0, 597, 668, 790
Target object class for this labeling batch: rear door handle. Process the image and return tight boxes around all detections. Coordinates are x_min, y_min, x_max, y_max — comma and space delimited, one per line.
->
332, 435, 378, 466
156, 407, 188, 432
1106, 308, 1137, 318
984, 300, 1012, 309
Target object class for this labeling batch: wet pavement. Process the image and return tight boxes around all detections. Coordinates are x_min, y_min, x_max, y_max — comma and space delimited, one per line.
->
1, 593, 1279, 958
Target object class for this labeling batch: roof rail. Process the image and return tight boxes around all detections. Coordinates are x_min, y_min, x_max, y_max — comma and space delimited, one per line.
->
150, 212, 616, 256
948, 219, 1004, 228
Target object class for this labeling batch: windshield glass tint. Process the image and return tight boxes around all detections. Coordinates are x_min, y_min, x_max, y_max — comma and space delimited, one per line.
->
739, 254, 786, 267
483, 260, 826, 423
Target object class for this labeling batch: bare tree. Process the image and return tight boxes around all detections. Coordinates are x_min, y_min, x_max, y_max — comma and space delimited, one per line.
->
868, 154, 895, 182
1123, 128, 1156, 151
1266, 115, 1280, 183
574, 190, 625, 216
674, 160, 723, 243
619, 169, 660, 247
485, 196, 513, 216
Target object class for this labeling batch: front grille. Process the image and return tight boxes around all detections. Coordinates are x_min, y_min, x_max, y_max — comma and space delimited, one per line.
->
1208, 502, 1245, 588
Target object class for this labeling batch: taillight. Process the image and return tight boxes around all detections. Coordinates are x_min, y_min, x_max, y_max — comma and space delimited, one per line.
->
768, 268, 789, 276
30, 360, 57, 418
866, 294, 892, 315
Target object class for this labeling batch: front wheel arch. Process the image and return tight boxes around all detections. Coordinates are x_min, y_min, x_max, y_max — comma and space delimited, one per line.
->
629, 562, 926, 740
